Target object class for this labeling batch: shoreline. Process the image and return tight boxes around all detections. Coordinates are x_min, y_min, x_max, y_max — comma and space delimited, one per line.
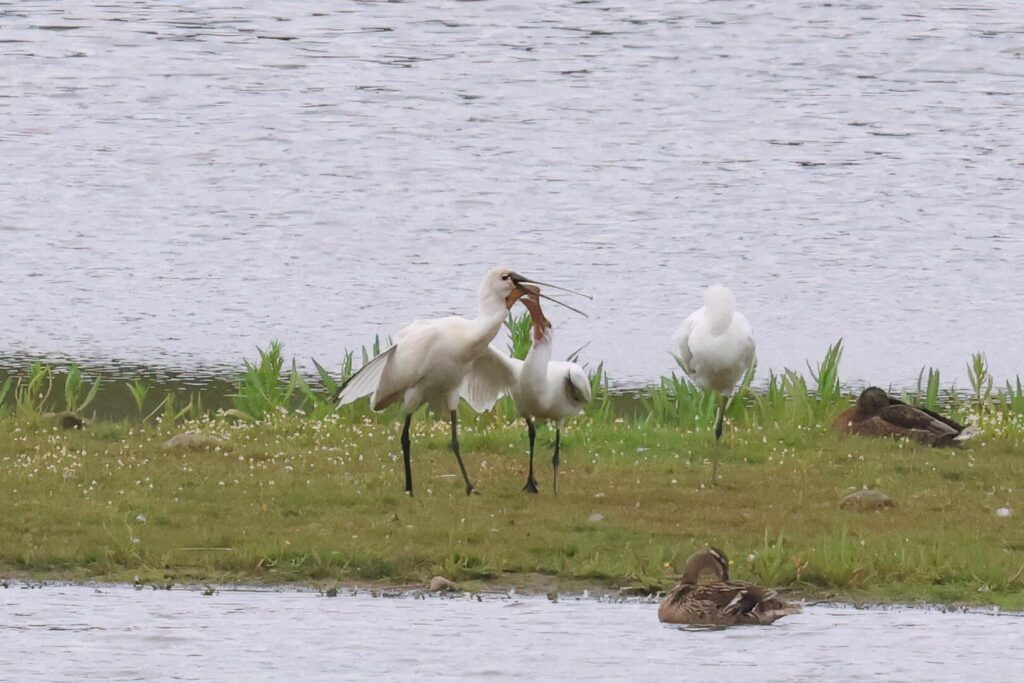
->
4, 575, 1021, 617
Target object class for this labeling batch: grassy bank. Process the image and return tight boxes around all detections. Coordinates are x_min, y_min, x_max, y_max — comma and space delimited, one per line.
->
2, 327, 1024, 606
2, 408, 1023, 608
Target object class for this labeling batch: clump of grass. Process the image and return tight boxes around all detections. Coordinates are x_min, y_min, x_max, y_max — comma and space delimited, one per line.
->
1004, 376, 1024, 414
807, 338, 844, 422
15, 362, 54, 418
585, 362, 615, 423
505, 309, 533, 361
968, 352, 994, 413
126, 379, 151, 419
61, 364, 101, 415
230, 341, 300, 422
0, 376, 11, 415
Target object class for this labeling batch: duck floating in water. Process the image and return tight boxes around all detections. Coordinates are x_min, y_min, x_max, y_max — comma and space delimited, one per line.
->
833, 387, 976, 447
658, 547, 801, 626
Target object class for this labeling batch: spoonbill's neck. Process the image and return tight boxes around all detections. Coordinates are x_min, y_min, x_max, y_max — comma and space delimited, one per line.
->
704, 285, 736, 334
523, 327, 552, 379
470, 289, 510, 347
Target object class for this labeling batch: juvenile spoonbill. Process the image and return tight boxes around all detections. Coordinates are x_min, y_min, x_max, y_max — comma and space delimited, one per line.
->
336, 267, 583, 496
499, 293, 591, 494
672, 284, 755, 480
834, 387, 976, 446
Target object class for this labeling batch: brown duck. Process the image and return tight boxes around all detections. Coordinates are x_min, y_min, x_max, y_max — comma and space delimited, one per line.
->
834, 387, 975, 447
658, 547, 801, 626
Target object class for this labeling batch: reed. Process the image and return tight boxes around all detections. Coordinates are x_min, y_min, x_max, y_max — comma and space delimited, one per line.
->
14, 362, 53, 418
505, 309, 533, 361
61, 364, 101, 416
229, 341, 300, 422
125, 379, 151, 418
1, 338, 1023, 432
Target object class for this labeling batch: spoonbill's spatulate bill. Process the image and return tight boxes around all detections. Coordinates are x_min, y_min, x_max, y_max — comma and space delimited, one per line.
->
672, 284, 755, 482
335, 268, 583, 496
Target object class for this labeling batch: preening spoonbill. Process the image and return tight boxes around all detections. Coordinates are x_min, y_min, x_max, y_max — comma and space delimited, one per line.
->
496, 293, 591, 494
672, 285, 755, 480
834, 387, 976, 446
658, 547, 801, 626
335, 268, 584, 496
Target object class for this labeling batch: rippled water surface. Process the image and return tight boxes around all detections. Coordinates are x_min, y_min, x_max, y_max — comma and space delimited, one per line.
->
1, 586, 1021, 682
1, 1, 1022, 386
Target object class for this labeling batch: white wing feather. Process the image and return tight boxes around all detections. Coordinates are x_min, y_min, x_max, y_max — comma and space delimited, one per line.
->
671, 308, 702, 377
336, 346, 395, 406
460, 347, 519, 413
564, 363, 592, 406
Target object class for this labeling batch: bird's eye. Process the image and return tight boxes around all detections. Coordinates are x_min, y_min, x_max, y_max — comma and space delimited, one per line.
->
501, 274, 510, 281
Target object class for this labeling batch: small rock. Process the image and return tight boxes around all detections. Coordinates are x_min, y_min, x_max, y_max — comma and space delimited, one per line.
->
586, 513, 605, 524
162, 432, 227, 450
840, 489, 895, 511
996, 507, 1013, 518
428, 576, 456, 592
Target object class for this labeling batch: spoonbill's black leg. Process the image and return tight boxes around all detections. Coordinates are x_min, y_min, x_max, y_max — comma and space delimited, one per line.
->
552, 428, 561, 495
401, 414, 413, 496
449, 410, 476, 495
523, 417, 539, 494
711, 395, 726, 484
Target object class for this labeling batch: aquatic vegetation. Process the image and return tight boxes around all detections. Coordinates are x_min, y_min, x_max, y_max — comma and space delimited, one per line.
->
14, 362, 53, 418
505, 310, 533, 361
125, 379, 151, 418
0, 377, 11, 414
230, 341, 301, 422
60, 364, 101, 416
968, 352, 994, 412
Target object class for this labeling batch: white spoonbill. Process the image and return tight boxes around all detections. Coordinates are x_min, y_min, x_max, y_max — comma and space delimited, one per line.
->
672, 284, 755, 479
498, 293, 591, 494
335, 267, 584, 496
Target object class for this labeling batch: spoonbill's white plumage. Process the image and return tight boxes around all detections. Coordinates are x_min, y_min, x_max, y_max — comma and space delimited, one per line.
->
672, 284, 755, 480
510, 294, 591, 494
336, 267, 535, 496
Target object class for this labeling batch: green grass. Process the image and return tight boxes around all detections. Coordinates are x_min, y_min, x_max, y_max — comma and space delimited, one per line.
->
1, 408, 1023, 608
1, 329, 1024, 606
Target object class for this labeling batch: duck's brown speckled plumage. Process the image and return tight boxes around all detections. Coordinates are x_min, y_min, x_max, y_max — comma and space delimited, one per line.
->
658, 548, 800, 626
833, 387, 974, 447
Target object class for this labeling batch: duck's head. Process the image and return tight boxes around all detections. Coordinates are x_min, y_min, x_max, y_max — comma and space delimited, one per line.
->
680, 546, 730, 584
856, 387, 890, 415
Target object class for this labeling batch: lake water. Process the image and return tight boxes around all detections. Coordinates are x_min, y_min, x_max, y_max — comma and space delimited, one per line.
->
1, 585, 1021, 682
1, 1, 1022, 388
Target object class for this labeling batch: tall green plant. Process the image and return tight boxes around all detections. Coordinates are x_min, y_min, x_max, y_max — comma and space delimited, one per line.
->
910, 367, 942, 411
0, 376, 11, 413
15, 362, 53, 417
968, 352, 993, 412
586, 363, 615, 423
230, 341, 299, 422
807, 339, 844, 422
61, 364, 101, 415
126, 379, 151, 418
505, 310, 533, 361
1005, 377, 1024, 415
